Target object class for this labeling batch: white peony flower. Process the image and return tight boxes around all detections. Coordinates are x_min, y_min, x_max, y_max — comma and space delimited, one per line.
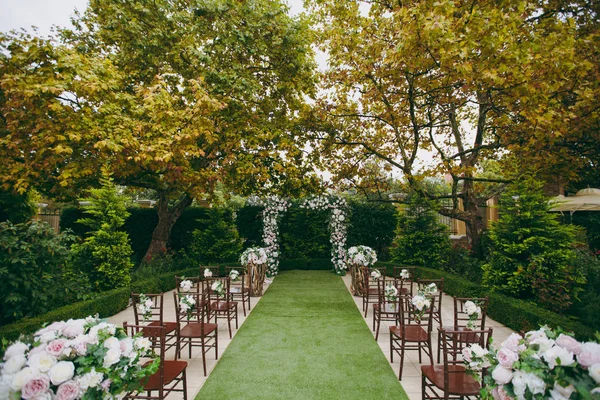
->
48, 361, 75, 386
589, 363, 600, 384
543, 345, 574, 369
103, 347, 121, 368
470, 344, 489, 358
578, 342, 600, 367
11, 366, 38, 391
491, 365, 513, 385
28, 351, 56, 373
76, 368, 104, 391
134, 337, 151, 353
549, 383, 575, 400
3, 353, 26, 374
103, 337, 120, 350
62, 319, 86, 339
4, 342, 29, 360
501, 333, 525, 353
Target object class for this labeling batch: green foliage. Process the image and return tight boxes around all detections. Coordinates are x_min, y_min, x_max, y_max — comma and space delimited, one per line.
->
569, 248, 600, 332
346, 201, 397, 261
444, 244, 484, 283
189, 209, 242, 263
236, 205, 263, 248
569, 211, 600, 253
482, 177, 585, 311
279, 207, 330, 259
69, 173, 133, 291
0, 220, 74, 325
0, 189, 37, 224
391, 196, 451, 269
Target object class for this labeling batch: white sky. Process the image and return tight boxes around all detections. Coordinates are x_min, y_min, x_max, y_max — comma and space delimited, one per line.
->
0, 0, 306, 35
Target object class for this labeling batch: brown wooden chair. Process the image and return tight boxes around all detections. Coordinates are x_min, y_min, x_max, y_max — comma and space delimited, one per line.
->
131, 293, 178, 353
390, 291, 434, 380
422, 328, 493, 400
226, 267, 251, 316
175, 276, 208, 321
123, 322, 187, 400
417, 278, 444, 329
173, 292, 218, 376
372, 277, 402, 340
393, 266, 417, 297
363, 266, 383, 318
201, 265, 220, 278
204, 276, 238, 339
437, 297, 489, 363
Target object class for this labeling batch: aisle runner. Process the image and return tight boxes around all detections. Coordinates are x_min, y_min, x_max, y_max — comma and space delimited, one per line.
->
197, 270, 407, 400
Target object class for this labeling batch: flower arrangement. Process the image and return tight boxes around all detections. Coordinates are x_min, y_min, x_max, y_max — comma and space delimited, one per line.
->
347, 245, 378, 267
385, 283, 398, 303
137, 293, 153, 321
229, 269, 240, 282
371, 269, 382, 280
464, 300, 482, 329
464, 326, 600, 399
211, 281, 225, 298
400, 269, 410, 280
0, 316, 159, 400
240, 247, 268, 266
300, 195, 349, 275
203, 268, 213, 278
179, 277, 193, 293
179, 295, 196, 320
248, 195, 290, 276
422, 283, 438, 296
410, 294, 432, 323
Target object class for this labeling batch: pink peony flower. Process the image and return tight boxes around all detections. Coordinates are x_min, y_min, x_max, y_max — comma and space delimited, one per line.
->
492, 386, 513, 400
56, 380, 79, 400
578, 342, 600, 368
497, 348, 519, 368
21, 376, 50, 400
555, 334, 582, 355
46, 339, 67, 358
101, 379, 112, 391
501, 333, 524, 353
491, 365, 513, 385
462, 347, 472, 362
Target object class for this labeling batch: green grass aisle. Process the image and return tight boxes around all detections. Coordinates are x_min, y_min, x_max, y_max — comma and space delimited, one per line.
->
196, 270, 408, 399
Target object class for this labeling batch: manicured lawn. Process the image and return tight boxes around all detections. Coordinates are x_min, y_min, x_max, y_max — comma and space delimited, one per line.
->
196, 270, 407, 399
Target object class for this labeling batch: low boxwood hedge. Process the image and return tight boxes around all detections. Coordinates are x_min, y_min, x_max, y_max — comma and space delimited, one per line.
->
374, 261, 597, 340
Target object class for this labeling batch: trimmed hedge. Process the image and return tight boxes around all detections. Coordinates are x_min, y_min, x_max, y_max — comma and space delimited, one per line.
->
279, 258, 333, 271
0, 267, 198, 343
374, 262, 597, 340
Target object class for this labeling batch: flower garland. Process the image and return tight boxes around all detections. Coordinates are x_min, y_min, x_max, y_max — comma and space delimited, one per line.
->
211, 281, 225, 298
229, 269, 240, 282
385, 283, 398, 302
248, 195, 290, 277
464, 300, 482, 329
179, 295, 196, 320
137, 293, 153, 321
179, 277, 193, 293
0, 316, 158, 399
300, 195, 349, 275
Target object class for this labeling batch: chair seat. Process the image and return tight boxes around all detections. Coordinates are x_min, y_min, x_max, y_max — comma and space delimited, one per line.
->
180, 322, 218, 338
147, 321, 178, 334
373, 303, 400, 314
390, 325, 429, 342
230, 287, 250, 294
143, 360, 187, 390
367, 287, 379, 295
421, 364, 480, 396
210, 301, 237, 311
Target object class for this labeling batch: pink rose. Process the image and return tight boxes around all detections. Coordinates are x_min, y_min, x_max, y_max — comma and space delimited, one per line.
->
578, 342, 600, 367
556, 334, 582, 355
501, 333, 524, 353
462, 347, 472, 362
21, 376, 50, 400
101, 379, 111, 391
46, 339, 67, 357
491, 365, 513, 385
497, 348, 519, 368
492, 387, 513, 400
56, 381, 79, 400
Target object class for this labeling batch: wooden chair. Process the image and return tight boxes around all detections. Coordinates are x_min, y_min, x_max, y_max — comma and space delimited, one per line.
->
131, 293, 178, 353
201, 265, 220, 278
372, 277, 402, 340
204, 276, 238, 339
417, 278, 444, 329
363, 266, 383, 318
437, 297, 489, 363
173, 292, 218, 376
393, 266, 417, 296
390, 291, 435, 380
422, 328, 493, 400
226, 267, 251, 316
123, 322, 188, 400
175, 276, 208, 321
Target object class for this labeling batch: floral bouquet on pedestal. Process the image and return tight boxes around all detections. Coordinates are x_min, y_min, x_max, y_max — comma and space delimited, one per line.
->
240, 247, 268, 267
0, 316, 158, 400
347, 246, 378, 267
464, 326, 600, 399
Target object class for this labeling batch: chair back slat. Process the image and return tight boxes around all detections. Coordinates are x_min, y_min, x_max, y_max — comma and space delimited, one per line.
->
131, 293, 166, 325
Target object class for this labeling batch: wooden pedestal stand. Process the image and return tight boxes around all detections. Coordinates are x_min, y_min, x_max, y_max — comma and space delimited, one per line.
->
248, 262, 267, 296
350, 264, 366, 296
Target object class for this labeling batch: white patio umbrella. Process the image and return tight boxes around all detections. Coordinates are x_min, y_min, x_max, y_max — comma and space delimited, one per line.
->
549, 188, 600, 215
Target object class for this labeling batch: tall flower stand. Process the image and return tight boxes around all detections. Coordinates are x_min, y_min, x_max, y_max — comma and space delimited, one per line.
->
350, 264, 366, 296
248, 262, 267, 296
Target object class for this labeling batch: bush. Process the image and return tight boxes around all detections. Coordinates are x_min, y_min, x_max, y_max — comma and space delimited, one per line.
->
346, 201, 397, 261
189, 209, 242, 263
482, 177, 585, 311
391, 195, 451, 269
569, 248, 600, 332
0, 220, 74, 325
0, 189, 37, 224
279, 206, 330, 259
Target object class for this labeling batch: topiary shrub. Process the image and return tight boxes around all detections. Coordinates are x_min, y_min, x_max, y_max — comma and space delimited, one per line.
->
188, 209, 242, 263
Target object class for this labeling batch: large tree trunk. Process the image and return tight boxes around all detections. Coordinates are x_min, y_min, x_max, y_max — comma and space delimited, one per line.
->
461, 181, 485, 258
142, 193, 193, 263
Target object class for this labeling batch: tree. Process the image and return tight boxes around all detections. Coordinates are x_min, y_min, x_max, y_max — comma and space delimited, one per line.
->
305, 0, 596, 254
0, 0, 319, 261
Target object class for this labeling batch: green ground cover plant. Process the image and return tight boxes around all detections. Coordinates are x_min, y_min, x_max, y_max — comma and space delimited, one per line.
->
197, 270, 407, 400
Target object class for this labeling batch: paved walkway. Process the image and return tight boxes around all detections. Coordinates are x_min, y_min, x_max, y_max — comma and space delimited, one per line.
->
341, 274, 515, 400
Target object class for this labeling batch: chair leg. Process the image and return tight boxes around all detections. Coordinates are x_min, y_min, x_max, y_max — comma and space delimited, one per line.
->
427, 338, 434, 365
390, 333, 394, 363
399, 341, 405, 380
176, 334, 181, 360
235, 305, 239, 329
215, 330, 219, 360
201, 339, 207, 376
188, 337, 192, 359
182, 369, 188, 400
375, 315, 381, 341
227, 312, 232, 339
241, 295, 247, 316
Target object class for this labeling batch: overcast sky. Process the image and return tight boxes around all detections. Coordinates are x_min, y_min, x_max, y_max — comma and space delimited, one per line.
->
0, 0, 306, 36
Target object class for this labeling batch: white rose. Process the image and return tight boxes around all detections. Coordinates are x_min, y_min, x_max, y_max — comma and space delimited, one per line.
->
0, 373, 13, 400
470, 344, 489, 358
501, 333, 525, 353
76, 368, 104, 391
491, 365, 513, 385
3, 353, 26, 374
134, 337, 151, 352
62, 319, 86, 339
543, 345, 574, 369
103, 347, 121, 367
549, 383, 575, 400
4, 342, 29, 359
37, 331, 57, 344
28, 351, 56, 373
48, 361, 75, 385
589, 363, 600, 384
531, 337, 555, 354
511, 371, 527, 399
12, 366, 38, 391
526, 328, 548, 342
523, 371, 546, 395
103, 337, 120, 350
